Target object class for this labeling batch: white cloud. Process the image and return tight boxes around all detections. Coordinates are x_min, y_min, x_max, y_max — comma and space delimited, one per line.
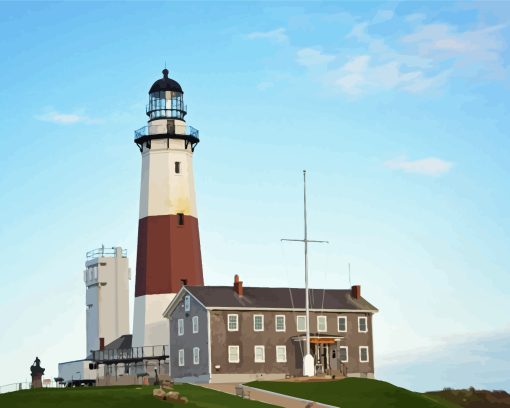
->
384, 157, 454, 176
405, 13, 426, 23
35, 110, 99, 125
296, 48, 335, 67
257, 81, 274, 91
246, 28, 288, 43
372, 9, 394, 24
333, 56, 445, 95
401, 22, 508, 78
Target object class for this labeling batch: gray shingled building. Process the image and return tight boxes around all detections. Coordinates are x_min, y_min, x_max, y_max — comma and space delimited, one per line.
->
163, 275, 378, 383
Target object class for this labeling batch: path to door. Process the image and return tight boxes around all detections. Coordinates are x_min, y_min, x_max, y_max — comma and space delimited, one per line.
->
199, 383, 338, 408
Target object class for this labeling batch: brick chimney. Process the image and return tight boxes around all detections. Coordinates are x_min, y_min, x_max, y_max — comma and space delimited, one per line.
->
233, 274, 243, 297
351, 285, 361, 300
99, 337, 105, 351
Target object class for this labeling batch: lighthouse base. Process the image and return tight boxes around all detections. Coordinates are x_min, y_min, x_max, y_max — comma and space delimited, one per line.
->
132, 293, 175, 348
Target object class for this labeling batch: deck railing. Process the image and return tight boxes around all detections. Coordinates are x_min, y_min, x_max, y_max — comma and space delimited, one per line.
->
134, 124, 199, 140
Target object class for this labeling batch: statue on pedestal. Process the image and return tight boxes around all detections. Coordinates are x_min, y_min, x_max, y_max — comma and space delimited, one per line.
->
30, 357, 45, 388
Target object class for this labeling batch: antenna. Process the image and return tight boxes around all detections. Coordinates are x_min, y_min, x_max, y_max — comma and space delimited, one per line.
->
281, 170, 329, 377
348, 262, 352, 287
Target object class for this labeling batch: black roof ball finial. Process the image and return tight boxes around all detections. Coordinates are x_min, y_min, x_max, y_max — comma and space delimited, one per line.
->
149, 68, 183, 94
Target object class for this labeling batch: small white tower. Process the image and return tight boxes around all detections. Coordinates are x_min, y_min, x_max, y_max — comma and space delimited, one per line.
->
84, 246, 131, 356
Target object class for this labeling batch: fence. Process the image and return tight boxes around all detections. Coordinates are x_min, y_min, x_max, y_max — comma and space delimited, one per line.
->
0, 380, 60, 394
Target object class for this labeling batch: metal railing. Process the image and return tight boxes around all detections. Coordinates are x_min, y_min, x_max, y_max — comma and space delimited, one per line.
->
86, 246, 127, 260
134, 124, 199, 140
92, 345, 168, 363
0, 380, 60, 394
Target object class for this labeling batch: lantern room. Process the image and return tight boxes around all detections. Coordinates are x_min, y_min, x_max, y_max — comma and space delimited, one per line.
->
146, 69, 187, 121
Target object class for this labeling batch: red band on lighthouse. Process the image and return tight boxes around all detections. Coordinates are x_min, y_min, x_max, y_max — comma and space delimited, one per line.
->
135, 214, 203, 297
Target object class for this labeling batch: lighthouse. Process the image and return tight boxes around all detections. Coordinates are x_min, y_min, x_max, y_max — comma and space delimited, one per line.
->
132, 69, 204, 348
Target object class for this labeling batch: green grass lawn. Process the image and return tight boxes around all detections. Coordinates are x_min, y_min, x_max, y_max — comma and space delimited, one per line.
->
0, 384, 276, 408
247, 378, 462, 408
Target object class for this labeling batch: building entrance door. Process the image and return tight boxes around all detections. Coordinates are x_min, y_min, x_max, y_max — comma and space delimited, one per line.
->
314, 343, 329, 374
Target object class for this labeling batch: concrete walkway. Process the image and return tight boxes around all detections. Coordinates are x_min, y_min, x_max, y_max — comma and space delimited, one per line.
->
199, 383, 338, 408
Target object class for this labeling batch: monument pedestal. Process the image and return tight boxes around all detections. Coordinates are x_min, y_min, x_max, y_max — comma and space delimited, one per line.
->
30, 357, 45, 389
31, 372, 43, 389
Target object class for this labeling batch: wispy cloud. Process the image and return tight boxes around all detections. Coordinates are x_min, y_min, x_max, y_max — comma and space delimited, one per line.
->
296, 48, 335, 67
35, 110, 100, 125
246, 28, 288, 43
257, 81, 274, 91
292, 9, 508, 96
385, 157, 454, 176
401, 22, 509, 79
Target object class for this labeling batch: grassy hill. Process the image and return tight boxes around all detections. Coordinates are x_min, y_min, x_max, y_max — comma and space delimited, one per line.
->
247, 378, 461, 408
0, 384, 275, 408
425, 387, 510, 408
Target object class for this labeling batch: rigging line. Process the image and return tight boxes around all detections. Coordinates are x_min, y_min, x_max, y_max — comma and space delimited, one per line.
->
280, 240, 304, 359
320, 246, 328, 315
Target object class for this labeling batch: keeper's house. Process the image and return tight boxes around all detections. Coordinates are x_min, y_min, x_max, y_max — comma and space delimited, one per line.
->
163, 275, 378, 383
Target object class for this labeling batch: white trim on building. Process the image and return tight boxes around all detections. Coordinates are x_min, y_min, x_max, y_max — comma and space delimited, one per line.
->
228, 345, 240, 363
338, 316, 347, 332
317, 315, 327, 332
227, 314, 239, 331
254, 345, 265, 363
275, 315, 286, 332
296, 315, 306, 332
358, 316, 368, 333
359, 346, 369, 363
276, 345, 287, 363
339, 346, 348, 363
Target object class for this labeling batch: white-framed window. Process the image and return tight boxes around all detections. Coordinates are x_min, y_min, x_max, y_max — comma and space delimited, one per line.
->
276, 345, 287, 363
296, 315, 306, 332
192, 316, 199, 333
228, 345, 240, 363
177, 318, 184, 336
317, 316, 327, 332
275, 315, 286, 332
184, 295, 191, 312
193, 347, 200, 365
254, 345, 265, 363
228, 314, 239, 331
178, 349, 185, 366
338, 316, 347, 332
253, 315, 264, 331
358, 316, 368, 333
339, 346, 348, 362
359, 346, 369, 363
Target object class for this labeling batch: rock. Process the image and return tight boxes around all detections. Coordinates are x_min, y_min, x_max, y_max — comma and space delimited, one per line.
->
180, 396, 188, 403
166, 391, 181, 400
153, 388, 166, 400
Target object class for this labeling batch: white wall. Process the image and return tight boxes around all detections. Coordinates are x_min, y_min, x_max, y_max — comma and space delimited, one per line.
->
84, 247, 130, 356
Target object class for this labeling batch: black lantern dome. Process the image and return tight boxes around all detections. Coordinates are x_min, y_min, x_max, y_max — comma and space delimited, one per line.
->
146, 69, 186, 121
149, 69, 183, 94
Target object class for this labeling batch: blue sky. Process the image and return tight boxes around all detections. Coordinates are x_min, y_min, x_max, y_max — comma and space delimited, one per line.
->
0, 1, 509, 390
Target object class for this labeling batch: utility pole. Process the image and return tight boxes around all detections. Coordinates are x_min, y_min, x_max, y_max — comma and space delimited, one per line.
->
281, 170, 328, 376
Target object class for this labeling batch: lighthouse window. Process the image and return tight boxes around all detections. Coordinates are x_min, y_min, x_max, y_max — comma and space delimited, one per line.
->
178, 213, 184, 226
175, 162, 181, 174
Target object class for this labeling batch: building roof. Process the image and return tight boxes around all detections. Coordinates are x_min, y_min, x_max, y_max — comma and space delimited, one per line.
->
185, 286, 378, 312
149, 69, 183, 94
104, 334, 132, 350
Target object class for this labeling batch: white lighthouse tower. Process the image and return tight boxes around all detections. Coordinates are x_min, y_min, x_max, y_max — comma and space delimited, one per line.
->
132, 69, 204, 349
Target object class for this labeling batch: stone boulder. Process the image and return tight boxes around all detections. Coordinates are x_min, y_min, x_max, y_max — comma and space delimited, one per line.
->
166, 391, 180, 400
153, 388, 166, 400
